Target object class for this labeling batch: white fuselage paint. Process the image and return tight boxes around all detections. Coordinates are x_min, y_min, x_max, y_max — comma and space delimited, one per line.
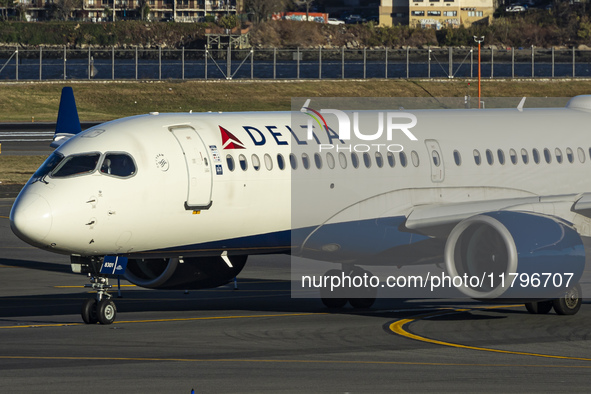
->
10, 100, 591, 262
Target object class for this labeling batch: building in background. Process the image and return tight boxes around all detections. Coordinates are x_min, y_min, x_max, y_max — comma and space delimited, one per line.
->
379, 0, 409, 26
380, 0, 496, 28
5, 0, 244, 22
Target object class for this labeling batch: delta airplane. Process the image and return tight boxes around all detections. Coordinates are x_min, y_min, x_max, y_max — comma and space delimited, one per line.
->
9, 88, 590, 324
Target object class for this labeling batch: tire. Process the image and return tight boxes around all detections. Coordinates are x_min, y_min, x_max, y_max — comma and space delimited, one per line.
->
553, 284, 582, 315
319, 269, 348, 309
81, 298, 98, 324
348, 267, 377, 309
525, 300, 553, 314
97, 299, 117, 325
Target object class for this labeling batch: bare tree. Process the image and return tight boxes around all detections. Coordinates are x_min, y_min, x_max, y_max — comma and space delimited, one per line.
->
302, 0, 314, 22
48, 0, 82, 20
245, 0, 288, 24
136, 0, 150, 20
15, 1, 30, 21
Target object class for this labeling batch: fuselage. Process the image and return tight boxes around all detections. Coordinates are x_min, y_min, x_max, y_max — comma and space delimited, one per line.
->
10, 99, 591, 265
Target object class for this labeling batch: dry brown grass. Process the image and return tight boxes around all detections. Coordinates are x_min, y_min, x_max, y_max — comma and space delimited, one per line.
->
0, 79, 590, 122
0, 156, 47, 185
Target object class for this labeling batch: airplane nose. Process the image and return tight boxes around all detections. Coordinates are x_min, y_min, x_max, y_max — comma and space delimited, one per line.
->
10, 192, 53, 247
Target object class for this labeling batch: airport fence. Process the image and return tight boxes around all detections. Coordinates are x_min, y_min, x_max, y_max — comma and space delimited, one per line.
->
0, 46, 590, 81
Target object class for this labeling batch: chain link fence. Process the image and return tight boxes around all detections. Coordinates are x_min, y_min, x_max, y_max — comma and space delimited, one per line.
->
1, 46, 590, 81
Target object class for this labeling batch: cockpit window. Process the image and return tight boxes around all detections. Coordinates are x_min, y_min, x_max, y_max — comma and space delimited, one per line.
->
33, 151, 64, 181
52, 153, 101, 178
100, 153, 136, 178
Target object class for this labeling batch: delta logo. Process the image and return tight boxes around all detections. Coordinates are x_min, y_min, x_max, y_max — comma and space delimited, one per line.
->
219, 126, 245, 149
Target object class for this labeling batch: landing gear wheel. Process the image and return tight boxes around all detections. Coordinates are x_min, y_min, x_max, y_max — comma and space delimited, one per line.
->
348, 267, 377, 309
553, 284, 582, 315
525, 300, 553, 314
320, 269, 348, 309
97, 299, 117, 325
81, 298, 98, 324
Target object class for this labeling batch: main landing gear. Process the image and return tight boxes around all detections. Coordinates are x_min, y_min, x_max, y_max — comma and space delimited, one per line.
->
81, 274, 117, 325
319, 267, 378, 309
525, 284, 582, 316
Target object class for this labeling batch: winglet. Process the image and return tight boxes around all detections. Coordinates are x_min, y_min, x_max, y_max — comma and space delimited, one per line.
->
50, 87, 82, 148
517, 97, 526, 112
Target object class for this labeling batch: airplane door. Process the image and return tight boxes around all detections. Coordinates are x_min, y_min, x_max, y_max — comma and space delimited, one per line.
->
170, 126, 213, 210
425, 139, 444, 183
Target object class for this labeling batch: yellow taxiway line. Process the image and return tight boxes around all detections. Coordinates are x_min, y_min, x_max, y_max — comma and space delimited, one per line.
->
0, 312, 325, 329
0, 355, 591, 369
390, 306, 591, 362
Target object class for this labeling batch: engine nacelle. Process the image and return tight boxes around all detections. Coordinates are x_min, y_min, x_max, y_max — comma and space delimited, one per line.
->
444, 211, 585, 299
124, 255, 247, 290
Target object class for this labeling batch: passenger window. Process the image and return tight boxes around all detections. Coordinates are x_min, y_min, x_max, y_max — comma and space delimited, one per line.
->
521, 148, 529, 164
264, 154, 273, 171
375, 152, 383, 168
509, 149, 517, 164
387, 152, 395, 167
543, 148, 551, 164
302, 153, 310, 169
339, 152, 347, 169
277, 154, 286, 170
251, 154, 261, 171
100, 153, 136, 177
432, 150, 441, 167
578, 147, 585, 163
497, 149, 505, 165
411, 150, 419, 167
532, 149, 540, 164
289, 153, 298, 170
226, 154, 235, 172
473, 149, 481, 165
314, 153, 322, 169
239, 154, 248, 170
486, 149, 494, 165
326, 153, 335, 169
399, 151, 407, 167
566, 148, 574, 163
555, 148, 563, 164
363, 152, 371, 168
351, 153, 359, 168
52, 153, 100, 178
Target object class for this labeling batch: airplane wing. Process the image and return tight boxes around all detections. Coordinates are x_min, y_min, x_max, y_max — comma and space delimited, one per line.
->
404, 193, 588, 238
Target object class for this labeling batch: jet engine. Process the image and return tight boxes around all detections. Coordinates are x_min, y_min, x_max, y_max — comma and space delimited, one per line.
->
444, 211, 584, 299
124, 255, 247, 290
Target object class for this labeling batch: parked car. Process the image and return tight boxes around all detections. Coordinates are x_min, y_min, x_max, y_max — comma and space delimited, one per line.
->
328, 18, 345, 25
506, 5, 526, 11
344, 14, 363, 24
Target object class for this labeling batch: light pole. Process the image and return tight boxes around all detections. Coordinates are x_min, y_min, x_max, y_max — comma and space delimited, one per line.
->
474, 36, 484, 109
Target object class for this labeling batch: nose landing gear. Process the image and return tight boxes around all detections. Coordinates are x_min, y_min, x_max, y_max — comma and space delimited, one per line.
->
81, 274, 117, 325
71, 256, 119, 325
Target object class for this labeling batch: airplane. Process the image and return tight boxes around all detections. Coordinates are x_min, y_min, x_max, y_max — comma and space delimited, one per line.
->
9, 87, 589, 324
